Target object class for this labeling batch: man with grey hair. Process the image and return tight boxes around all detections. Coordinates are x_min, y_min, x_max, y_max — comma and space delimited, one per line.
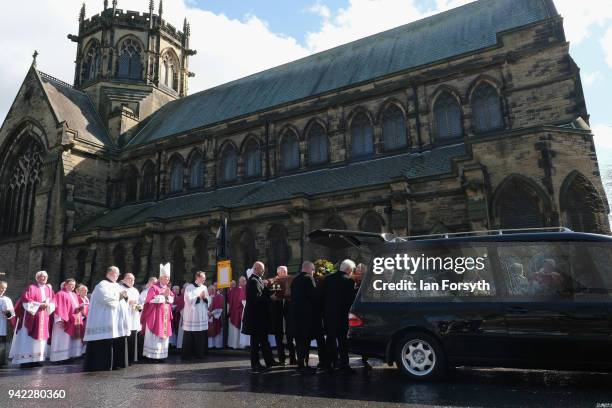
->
321, 259, 357, 373
242, 261, 276, 372
119, 273, 141, 364
9, 271, 55, 367
83, 266, 130, 371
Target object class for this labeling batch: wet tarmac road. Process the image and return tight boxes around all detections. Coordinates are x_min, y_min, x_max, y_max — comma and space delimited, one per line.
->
1, 352, 612, 408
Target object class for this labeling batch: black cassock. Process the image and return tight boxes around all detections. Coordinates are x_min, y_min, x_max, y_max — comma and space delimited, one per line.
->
287, 272, 317, 367
84, 336, 128, 371
321, 270, 355, 369
242, 274, 274, 368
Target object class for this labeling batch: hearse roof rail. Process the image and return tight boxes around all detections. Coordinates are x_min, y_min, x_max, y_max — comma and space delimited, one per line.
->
392, 227, 573, 242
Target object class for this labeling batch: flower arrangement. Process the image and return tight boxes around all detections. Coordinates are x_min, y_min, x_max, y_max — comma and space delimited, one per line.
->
313, 259, 336, 282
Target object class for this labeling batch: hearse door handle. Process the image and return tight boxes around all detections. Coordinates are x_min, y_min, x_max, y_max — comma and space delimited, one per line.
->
506, 306, 528, 315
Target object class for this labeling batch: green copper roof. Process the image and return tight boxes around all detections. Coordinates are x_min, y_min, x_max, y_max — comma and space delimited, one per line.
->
126, 0, 557, 148
76, 143, 466, 230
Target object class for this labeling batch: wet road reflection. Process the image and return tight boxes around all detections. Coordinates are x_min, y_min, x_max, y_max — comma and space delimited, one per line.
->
1, 354, 611, 407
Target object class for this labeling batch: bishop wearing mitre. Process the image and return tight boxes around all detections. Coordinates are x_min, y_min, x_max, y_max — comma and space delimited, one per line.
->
141, 263, 174, 361
83, 266, 131, 371
9, 271, 56, 367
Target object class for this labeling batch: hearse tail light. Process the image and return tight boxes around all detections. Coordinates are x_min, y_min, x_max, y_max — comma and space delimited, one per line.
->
349, 313, 363, 327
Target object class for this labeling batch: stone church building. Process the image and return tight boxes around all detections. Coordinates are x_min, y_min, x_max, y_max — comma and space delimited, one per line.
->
0, 0, 609, 294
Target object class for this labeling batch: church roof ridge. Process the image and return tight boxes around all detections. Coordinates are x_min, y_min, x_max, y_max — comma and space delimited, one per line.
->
37, 71, 75, 90
126, 0, 559, 149
37, 70, 112, 146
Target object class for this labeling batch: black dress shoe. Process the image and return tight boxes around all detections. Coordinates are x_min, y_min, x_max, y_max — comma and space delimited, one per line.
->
266, 360, 281, 368
318, 365, 334, 374
289, 356, 298, 365
337, 366, 355, 374
252, 364, 268, 373
297, 366, 316, 375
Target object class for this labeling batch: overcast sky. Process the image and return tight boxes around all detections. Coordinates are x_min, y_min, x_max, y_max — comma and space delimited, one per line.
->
1, 0, 611, 168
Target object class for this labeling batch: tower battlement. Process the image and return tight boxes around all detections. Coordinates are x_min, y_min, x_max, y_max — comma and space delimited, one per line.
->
80, 9, 187, 44
69, 0, 194, 146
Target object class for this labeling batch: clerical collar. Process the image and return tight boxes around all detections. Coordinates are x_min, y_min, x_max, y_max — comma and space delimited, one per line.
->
192, 281, 202, 287
119, 282, 130, 288
104, 277, 114, 283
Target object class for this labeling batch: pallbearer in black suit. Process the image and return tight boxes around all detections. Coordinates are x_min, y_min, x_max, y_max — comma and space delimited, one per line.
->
242, 261, 276, 372
321, 259, 357, 373
287, 261, 317, 374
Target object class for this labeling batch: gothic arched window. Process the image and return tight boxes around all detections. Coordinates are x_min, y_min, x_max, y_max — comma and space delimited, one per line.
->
280, 131, 299, 171
561, 173, 603, 233
231, 229, 257, 280
124, 166, 138, 202
471, 83, 503, 133
113, 244, 126, 275
434, 92, 463, 141
382, 105, 407, 151
307, 123, 328, 165
495, 179, 545, 229
267, 225, 291, 274
83, 41, 101, 82
325, 216, 348, 261
170, 237, 186, 281
142, 161, 156, 199
244, 139, 261, 178
189, 152, 204, 188
221, 146, 237, 183
351, 112, 374, 158
169, 156, 184, 193
160, 51, 178, 91
117, 39, 143, 80
132, 243, 143, 282
0, 137, 43, 238
193, 234, 208, 272
75, 250, 88, 283
359, 212, 384, 233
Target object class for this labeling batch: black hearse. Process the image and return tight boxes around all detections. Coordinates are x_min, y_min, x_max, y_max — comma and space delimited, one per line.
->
308, 228, 612, 381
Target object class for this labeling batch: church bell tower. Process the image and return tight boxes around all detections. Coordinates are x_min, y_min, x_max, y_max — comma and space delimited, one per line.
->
68, 0, 196, 146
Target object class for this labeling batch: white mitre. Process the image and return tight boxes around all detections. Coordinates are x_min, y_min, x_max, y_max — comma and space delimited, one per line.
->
159, 263, 171, 278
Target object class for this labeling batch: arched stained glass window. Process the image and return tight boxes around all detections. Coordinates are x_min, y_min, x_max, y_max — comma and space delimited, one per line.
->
471, 83, 503, 133
351, 113, 374, 158
382, 105, 407, 151
307, 123, 328, 165
434, 92, 463, 141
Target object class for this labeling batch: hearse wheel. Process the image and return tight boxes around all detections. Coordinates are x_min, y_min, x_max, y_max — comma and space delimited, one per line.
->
395, 332, 446, 381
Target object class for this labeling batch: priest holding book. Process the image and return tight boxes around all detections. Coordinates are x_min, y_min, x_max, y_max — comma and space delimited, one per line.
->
182, 271, 209, 359
9, 271, 55, 367
119, 273, 141, 364
141, 263, 174, 361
